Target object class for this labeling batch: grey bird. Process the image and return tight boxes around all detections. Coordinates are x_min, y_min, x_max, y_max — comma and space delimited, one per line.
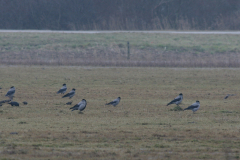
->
5, 86, 15, 99
57, 84, 67, 94
167, 93, 183, 106
8, 101, 19, 107
62, 88, 75, 99
184, 101, 200, 113
70, 99, 87, 112
106, 97, 121, 107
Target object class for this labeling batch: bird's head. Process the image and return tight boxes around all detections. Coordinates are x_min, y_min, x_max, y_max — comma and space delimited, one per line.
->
196, 100, 200, 103
179, 93, 183, 95
11, 86, 14, 88
72, 88, 76, 91
118, 97, 121, 100
63, 83, 66, 86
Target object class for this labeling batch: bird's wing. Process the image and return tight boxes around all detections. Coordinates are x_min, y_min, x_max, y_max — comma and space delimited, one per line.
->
62, 90, 74, 97
70, 104, 79, 110
6, 88, 15, 96
169, 96, 181, 103
106, 98, 118, 105
185, 103, 199, 110
57, 87, 67, 94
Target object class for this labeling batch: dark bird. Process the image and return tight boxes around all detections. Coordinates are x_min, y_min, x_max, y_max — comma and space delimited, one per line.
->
57, 84, 67, 94
22, 101, 28, 105
224, 94, 235, 99
106, 97, 121, 107
8, 101, 19, 107
184, 101, 200, 113
224, 95, 229, 99
5, 86, 15, 99
66, 101, 72, 105
62, 88, 75, 99
70, 99, 87, 112
167, 93, 183, 106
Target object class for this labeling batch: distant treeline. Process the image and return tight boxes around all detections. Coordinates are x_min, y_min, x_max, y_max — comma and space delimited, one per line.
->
1, 0, 240, 30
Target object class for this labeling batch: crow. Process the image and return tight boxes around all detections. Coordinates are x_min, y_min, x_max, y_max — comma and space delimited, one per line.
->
70, 99, 87, 112
57, 84, 67, 94
184, 101, 200, 113
5, 86, 15, 99
106, 97, 121, 107
62, 88, 75, 99
167, 93, 183, 106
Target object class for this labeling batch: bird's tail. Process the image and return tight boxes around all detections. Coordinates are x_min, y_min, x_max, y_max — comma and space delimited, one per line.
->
166, 102, 171, 106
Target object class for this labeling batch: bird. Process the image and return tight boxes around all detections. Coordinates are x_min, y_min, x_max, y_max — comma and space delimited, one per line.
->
66, 101, 72, 105
184, 100, 200, 113
22, 101, 28, 105
167, 93, 183, 106
5, 86, 15, 99
106, 97, 121, 107
62, 88, 75, 99
224, 94, 235, 99
8, 101, 19, 107
57, 84, 67, 94
70, 99, 87, 112
224, 94, 229, 99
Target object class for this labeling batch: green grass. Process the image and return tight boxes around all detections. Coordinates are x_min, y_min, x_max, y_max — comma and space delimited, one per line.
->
0, 33, 240, 67
0, 66, 240, 159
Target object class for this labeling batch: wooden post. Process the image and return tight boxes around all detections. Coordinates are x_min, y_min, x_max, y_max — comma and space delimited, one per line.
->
127, 41, 130, 60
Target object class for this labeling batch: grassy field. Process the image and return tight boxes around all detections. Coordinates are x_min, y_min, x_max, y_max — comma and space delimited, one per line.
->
0, 66, 240, 159
1, 32, 240, 67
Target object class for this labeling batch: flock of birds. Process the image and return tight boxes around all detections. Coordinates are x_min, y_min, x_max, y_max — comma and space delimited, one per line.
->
0, 84, 122, 113
1, 84, 233, 113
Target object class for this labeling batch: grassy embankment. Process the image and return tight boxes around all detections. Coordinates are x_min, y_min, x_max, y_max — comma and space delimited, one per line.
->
0, 32, 240, 67
0, 66, 239, 159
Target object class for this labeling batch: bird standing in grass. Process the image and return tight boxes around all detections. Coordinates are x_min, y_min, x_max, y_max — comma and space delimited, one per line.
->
70, 99, 87, 112
167, 93, 183, 107
184, 101, 200, 113
57, 84, 67, 94
62, 88, 75, 99
5, 86, 15, 100
106, 97, 121, 107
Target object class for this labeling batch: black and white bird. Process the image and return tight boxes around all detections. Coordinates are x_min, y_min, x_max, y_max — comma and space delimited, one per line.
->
8, 101, 19, 107
184, 101, 200, 113
62, 88, 75, 99
70, 99, 87, 112
106, 97, 121, 107
5, 86, 15, 99
57, 84, 67, 94
167, 93, 183, 106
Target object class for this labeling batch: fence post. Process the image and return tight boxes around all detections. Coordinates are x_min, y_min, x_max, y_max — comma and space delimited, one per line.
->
127, 41, 130, 60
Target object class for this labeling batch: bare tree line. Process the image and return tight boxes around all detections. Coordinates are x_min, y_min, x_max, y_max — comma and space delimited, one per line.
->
0, 0, 240, 30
